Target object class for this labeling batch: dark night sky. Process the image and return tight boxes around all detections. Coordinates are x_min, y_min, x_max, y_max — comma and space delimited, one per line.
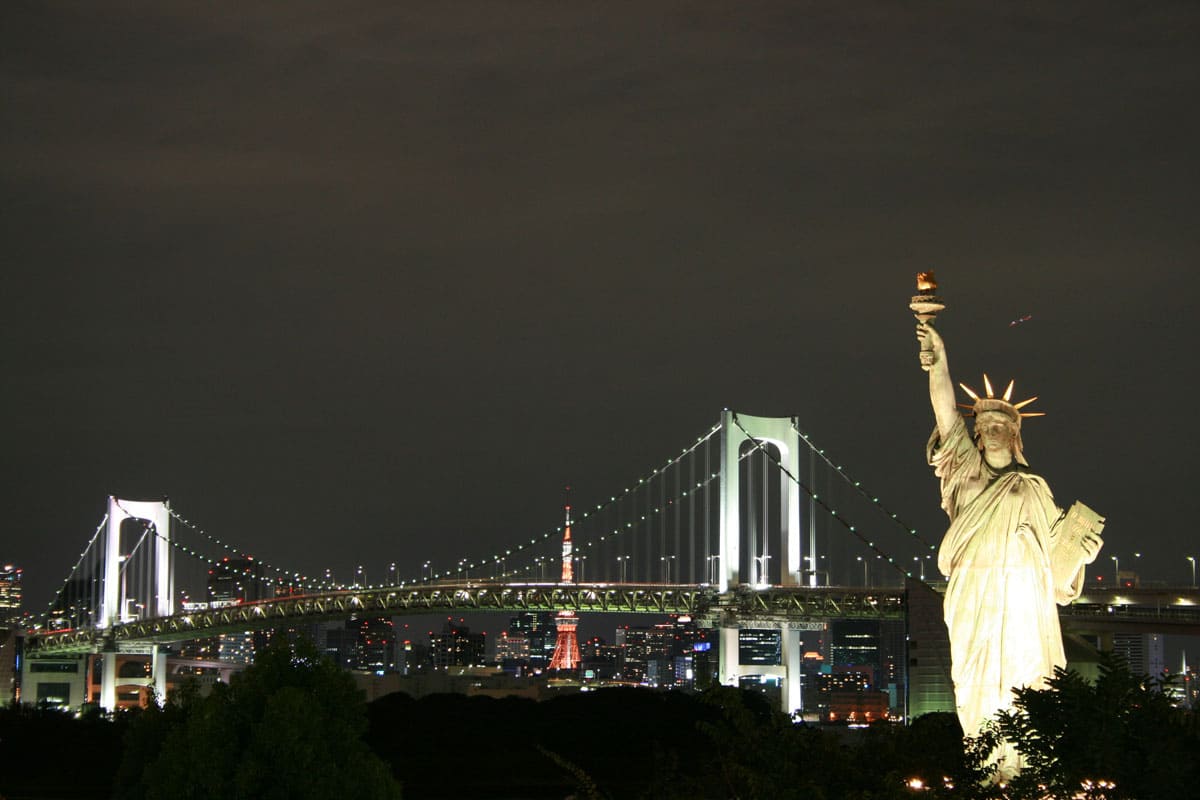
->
3, 2, 1199, 637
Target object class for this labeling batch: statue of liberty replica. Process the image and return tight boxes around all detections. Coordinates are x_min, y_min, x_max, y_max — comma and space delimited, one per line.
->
912, 274, 1105, 779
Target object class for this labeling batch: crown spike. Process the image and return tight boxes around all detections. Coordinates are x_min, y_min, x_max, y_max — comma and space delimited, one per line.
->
1013, 395, 1039, 410
983, 374, 995, 398
959, 383, 980, 401
1002, 379, 1015, 402
1019, 411, 1046, 418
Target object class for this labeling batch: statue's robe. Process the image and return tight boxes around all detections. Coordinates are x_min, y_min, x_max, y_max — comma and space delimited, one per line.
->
928, 417, 1079, 775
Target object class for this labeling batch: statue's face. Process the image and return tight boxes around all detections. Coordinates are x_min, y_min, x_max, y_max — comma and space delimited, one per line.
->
975, 413, 1016, 457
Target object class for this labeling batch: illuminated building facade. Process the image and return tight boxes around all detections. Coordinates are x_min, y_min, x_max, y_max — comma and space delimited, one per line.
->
610, 616, 713, 688
830, 619, 879, 671
579, 636, 622, 681
1111, 632, 1165, 677
0, 565, 22, 625
815, 670, 890, 723
430, 620, 486, 669
398, 638, 429, 675
321, 622, 358, 670
0, 566, 20, 707
494, 630, 531, 674
510, 611, 556, 670
615, 624, 675, 686
905, 578, 955, 719
0, 629, 17, 707
739, 629, 781, 665
357, 618, 398, 673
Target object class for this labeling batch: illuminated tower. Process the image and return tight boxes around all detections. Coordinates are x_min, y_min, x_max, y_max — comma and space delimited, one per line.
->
548, 501, 580, 671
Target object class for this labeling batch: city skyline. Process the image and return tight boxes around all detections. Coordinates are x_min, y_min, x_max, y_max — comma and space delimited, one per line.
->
3, 3, 1198, 628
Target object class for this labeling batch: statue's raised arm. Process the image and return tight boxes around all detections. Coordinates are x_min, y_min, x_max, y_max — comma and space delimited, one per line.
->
917, 322, 958, 443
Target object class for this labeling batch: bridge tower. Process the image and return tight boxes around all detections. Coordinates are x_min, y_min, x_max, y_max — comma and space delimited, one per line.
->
98, 496, 174, 710
717, 411, 808, 716
548, 502, 580, 671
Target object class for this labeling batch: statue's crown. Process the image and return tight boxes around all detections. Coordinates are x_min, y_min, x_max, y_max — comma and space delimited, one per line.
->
957, 374, 1044, 426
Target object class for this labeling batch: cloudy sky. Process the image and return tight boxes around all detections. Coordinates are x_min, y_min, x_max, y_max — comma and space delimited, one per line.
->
3, 3, 1198, 629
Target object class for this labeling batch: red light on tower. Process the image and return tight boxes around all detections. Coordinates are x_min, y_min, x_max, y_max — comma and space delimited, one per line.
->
548, 497, 580, 671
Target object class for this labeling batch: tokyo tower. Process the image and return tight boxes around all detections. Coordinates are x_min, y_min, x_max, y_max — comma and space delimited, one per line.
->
547, 500, 580, 671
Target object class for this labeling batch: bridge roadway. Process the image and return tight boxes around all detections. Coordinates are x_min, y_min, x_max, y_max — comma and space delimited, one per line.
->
26, 581, 905, 655
1060, 585, 1200, 636
26, 581, 1200, 656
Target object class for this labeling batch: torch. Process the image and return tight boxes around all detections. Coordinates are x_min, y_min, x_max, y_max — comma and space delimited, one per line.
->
910, 272, 945, 371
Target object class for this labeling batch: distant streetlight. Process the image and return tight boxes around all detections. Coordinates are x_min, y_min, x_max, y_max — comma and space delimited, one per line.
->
578, 555, 588, 583
1188, 556, 1196, 589
1111, 555, 1119, 585
422, 561, 431, 582
617, 555, 630, 583
857, 556, 868, 586
706, 555, 721, 585
753, 554, 771, 587
660, 555, 676, 583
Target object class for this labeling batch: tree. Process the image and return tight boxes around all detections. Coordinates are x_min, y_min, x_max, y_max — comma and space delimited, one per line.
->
115, 637, 401, 800
996, 653, 1200, 799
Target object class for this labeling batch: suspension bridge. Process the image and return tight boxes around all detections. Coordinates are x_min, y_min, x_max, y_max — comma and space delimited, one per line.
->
18, 410, 1200, 714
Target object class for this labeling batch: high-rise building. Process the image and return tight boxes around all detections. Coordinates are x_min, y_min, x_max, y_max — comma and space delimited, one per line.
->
738, 629, 781, 666
493, 630, 531, 674
579, 636, 622, 681
905, 578, 954, 719
397, 638, 429, 675
666, 616, 712, 689
0, 628, 17, 707
430, 620, 486, 670
357, 618, 398, 674
829, 619, 880, 677
616, 624, 675, 686
508, 611, 556, 671
0, 565, 22, 626
1112, 632, 1165, 678
321, 622, 358, 670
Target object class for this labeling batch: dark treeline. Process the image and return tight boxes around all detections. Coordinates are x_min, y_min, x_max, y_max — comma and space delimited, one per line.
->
1, 644, 1196, 800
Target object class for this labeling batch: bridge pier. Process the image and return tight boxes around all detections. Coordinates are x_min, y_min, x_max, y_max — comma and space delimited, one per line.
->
718, 411, 805, 591
152, 646, 168, 704
718, 622, 806, 717
100, 651, 117, 711
98, 497, 174, 712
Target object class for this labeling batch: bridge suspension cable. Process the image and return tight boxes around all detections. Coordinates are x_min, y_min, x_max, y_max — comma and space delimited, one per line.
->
426, 423, 726, 586
167, 507, 346, 593
791, 422, 938, 553
732, 414, 930, 582
41, 514, 107, 629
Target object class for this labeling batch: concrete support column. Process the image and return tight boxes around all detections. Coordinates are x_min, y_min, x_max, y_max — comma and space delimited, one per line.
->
718, 412, 803, 591
152, 646, 168, 706
719, 625, 740, 687
781, 627, 802, 716
718, 411, 739, 592
101, 652, 117, 711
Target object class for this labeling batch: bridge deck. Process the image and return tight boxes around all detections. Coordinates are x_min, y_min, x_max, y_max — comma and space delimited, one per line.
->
26, 582, 1200, 656
25, 582, 906, 655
